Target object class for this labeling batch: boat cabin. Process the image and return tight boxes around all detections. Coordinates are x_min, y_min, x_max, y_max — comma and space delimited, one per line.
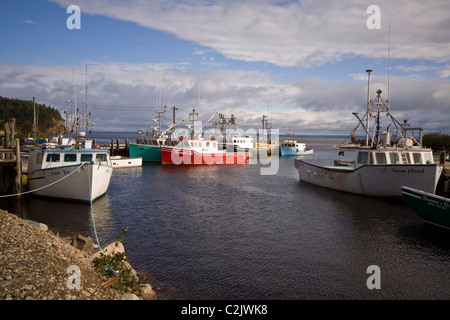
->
282, 140, 306, 151
28, 148, 112, 172
231, 136, 254, 149
136, 131, 165, 146
355, 148, 434, 167
182, 139, 219, 153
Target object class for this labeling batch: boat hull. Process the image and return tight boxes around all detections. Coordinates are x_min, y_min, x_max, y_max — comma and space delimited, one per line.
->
111, 156, 142, 168
402, 186, 450, 229
294, 158, 443, 197
28, 162, 113, 202
128, 143, 161, 162
161, 146, 248, 165
280, 147, 313, 156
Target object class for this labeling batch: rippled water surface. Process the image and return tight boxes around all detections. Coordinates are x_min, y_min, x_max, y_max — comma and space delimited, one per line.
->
3, 137, 450, 300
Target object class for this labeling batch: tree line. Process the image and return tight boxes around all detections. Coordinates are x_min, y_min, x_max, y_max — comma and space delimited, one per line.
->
0, 96, 65, 138
422, 133, 450, 152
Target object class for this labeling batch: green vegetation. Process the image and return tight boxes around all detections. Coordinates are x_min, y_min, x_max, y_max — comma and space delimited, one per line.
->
92, 227, 146, 296
423, 133, 450, 152
0, 96, 65, 138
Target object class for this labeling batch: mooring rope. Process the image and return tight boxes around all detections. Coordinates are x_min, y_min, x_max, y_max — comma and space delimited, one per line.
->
86, 162, 118, 275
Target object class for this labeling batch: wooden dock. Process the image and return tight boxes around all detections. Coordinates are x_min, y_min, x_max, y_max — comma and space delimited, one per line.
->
0, 138, 22, 198
95, 138, 130, 157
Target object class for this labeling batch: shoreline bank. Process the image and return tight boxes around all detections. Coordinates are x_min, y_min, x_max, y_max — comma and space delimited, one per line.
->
0, 209, 156, 300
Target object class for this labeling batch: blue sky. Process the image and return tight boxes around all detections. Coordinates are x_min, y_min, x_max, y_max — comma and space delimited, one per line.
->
1, 0, 449, 135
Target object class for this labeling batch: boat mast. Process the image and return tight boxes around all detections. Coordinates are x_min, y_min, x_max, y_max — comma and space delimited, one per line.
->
165, 105, 178, 132
365, 69, 373, 147
189, 108, 199, 138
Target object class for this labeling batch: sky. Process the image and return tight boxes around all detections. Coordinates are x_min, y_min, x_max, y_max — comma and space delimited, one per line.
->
1, 0, 449, 136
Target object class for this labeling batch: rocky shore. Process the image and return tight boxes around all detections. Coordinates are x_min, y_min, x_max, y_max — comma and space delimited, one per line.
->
0, 209, 156, 300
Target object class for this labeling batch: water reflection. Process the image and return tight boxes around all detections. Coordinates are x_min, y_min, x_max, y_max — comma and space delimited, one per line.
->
13, 194, 114, 240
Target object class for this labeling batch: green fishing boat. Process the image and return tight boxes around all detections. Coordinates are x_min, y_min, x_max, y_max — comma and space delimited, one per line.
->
402, 186, 450, 230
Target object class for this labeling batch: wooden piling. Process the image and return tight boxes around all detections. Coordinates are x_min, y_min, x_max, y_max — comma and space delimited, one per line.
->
14, 139, 21, 198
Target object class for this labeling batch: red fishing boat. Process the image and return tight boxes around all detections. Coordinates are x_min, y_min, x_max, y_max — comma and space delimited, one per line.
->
161, 137, 248, 165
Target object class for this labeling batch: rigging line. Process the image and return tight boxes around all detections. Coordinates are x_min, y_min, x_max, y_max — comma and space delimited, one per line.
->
0, 162, 85, 198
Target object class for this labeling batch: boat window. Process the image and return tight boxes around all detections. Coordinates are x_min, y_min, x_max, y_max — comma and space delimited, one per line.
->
81, 154, 93, 162
46, 154, 60, 162
36, 152, 43, 164
212, 142, 216, 148
389, 152, 400, 164
96, 153, 107, 162
190, 142, 193, 147
206, 142, 210, 148
375, 153, 387, 164
405, 153, 411, 164
357, 152, 368, 164
413, 153, 422, 164
423, 153, 433, 164
64, 154, 77, 162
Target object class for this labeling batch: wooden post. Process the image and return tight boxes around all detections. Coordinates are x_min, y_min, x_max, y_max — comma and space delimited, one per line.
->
14, 138, 21, 198
116, 138, 120, 155
33, 97, 37, 141
110, 139, 114, 155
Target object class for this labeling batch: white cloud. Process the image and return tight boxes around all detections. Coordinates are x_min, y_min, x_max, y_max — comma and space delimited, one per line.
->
1, 61, 449, 134
49, 0, 450, 68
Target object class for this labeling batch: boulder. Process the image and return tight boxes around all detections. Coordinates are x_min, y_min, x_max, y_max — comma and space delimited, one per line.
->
91, 241, 125, 259
71, 234, 95, 253
26, 220, 48, 232
121, 293, 140, 300
141, 284, 157, 300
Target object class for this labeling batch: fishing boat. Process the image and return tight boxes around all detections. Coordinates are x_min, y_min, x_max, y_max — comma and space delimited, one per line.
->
161, 137, 248, 165
27, 66, 113, 202
294, 70, 443, 198
214, 113, 256, 157
160, 110, 248, 165
128, 129, 165, 162
402, 186, 450, 229
129, 106, 183, 162
280, 132, 313, 156
27, 132, 113, 202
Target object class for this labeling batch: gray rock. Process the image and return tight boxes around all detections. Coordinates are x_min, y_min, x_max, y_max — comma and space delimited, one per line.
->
141, 284, 157, 300
121, 293, 140, 300
26, 220, 48, 232
71, 234, 95, 253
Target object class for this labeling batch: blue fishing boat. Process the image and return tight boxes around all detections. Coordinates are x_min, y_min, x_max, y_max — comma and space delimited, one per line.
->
280, 132, 313, 156
128, 129, 165, 162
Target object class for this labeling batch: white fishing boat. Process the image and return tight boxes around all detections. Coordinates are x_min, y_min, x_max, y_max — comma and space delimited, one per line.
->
27, 132, 113, 202
294, 70, 443, 198
27, 66, 113, 202
295, 143, 443, 197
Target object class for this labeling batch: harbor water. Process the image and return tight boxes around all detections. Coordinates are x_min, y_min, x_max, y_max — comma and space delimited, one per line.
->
1, 135, 450, 300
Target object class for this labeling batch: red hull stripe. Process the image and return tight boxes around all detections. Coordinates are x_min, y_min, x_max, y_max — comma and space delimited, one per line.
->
160, 147, 248, 165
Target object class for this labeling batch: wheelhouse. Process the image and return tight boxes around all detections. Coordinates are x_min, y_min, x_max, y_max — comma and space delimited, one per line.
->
356, 149, 434, 166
